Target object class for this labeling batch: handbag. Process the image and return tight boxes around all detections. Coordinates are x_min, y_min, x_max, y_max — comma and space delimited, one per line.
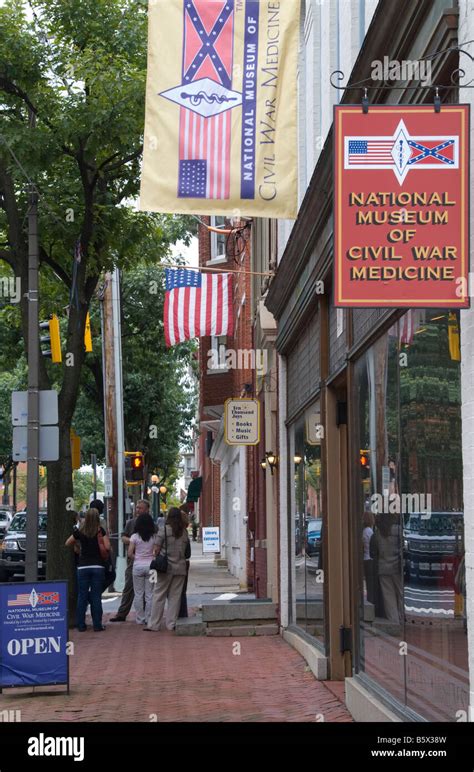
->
150, 525, 168, 573
97, 530, 110, 561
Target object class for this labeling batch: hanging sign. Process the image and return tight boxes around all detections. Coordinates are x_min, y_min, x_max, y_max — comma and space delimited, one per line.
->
334, 104, 469, 307
224, 398, 260, 445
140, 0, 299, 218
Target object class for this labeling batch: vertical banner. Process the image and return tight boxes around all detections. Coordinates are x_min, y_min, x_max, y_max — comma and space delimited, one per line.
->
334, 105, 470, 307
0, 581, 68, 688
140, 0, 300, 218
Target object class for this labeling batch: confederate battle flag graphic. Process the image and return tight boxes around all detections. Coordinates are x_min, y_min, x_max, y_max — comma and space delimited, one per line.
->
160, 1, 239, 200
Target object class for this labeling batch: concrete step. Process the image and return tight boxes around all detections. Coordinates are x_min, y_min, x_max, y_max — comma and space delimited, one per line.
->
175, 614, 206, 636
206, 624, 279, 637
202, 601, 278, 623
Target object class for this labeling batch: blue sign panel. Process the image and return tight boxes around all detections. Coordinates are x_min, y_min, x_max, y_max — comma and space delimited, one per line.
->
0, 581, 68, 687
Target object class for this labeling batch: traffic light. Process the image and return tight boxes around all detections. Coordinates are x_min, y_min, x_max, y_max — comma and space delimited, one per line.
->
125, 452, 145, 483
360, 449, 370, 480
84, 312, 92, 353
39, 314, 62, 363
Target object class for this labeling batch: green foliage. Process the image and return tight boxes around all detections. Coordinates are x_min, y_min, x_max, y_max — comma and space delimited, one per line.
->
0, 0, 194, 583
73, 469, 104, 512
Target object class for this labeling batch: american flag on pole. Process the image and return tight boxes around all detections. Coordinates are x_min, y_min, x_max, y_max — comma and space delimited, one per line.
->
164, 268, 233, 347
399, 310, 426, 345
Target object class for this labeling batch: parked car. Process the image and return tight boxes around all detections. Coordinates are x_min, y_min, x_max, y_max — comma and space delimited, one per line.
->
305, 518, 323, 561
403, 511, 464, 584
0, 510, 47, 582
0, 509, 12, 540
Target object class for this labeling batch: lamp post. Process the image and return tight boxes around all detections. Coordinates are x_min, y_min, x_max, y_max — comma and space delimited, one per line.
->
151, 474, 159, 521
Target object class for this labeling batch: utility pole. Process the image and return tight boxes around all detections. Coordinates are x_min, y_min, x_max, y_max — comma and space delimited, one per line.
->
25, 109, 39, 583
100, 269, 126, 585
112, 268, 125, 541
101, 274, 118, 541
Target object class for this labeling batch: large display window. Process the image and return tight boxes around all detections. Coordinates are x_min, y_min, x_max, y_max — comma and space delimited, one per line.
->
355, 311, 467, 720
290, 400, 325, 647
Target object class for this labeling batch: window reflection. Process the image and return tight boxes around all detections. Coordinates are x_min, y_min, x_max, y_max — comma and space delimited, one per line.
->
292, 402, 324, 646
356, 311, 468, 721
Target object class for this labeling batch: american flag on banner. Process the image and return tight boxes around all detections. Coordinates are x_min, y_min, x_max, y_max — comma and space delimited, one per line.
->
7, 593, 31, 607
175, 1, 235, 200
164, 268, 233, 347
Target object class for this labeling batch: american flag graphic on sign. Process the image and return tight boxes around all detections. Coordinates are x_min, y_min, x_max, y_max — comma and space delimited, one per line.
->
176, 0, 235, 199
7, 593, 31, 607
348, 140, 394, 164
164, 268, 233, 347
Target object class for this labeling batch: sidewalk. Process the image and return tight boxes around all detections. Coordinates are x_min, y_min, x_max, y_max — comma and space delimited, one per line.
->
0, 545, 352, 723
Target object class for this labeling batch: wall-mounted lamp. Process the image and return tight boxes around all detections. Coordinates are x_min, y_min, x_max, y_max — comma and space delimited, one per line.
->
294, 454, 303, 465
260, 458, 267, 471
266, 451, 278, 475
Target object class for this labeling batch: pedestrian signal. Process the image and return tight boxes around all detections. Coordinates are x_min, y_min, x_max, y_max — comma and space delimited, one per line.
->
360, 450, 370, 480
125, 452, 145, 483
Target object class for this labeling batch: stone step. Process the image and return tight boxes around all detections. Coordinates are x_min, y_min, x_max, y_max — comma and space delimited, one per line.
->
202, 601, 278, 623
175, 614, 206, 636
206, 624, 279, 637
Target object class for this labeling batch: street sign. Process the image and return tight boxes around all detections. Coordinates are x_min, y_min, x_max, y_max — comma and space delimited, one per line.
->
13, 426, 59, 462
202, 526, 220, 554
224, 399, 260, 445
104, 467, 113, 498
12, 390, 59, 426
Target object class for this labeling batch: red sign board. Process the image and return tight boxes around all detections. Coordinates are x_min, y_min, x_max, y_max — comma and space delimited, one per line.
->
334, 105, 469, 307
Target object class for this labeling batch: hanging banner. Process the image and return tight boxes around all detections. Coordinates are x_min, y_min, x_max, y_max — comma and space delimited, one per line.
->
334, 104, 470, 307
140, 0, 299, 218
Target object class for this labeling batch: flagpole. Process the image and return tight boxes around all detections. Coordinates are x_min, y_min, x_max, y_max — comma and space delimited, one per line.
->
162, 263, 274, 277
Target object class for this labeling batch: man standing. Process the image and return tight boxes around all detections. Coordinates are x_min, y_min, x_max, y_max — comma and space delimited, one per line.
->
110, 499, 152, 622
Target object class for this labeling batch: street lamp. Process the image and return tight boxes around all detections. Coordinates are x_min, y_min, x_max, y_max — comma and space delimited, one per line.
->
151, 474, 159, 520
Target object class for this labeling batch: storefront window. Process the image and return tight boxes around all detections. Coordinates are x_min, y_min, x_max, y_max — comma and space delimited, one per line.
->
291, 401, 325, 646
355, 311, 468, 721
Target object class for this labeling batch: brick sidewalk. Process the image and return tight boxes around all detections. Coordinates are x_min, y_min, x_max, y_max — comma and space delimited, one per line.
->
0, 616, 352, 723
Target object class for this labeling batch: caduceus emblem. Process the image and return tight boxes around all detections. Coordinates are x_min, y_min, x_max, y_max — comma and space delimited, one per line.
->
180, 90, 238, 107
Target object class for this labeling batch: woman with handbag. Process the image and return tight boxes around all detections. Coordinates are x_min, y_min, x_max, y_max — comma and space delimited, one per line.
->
65, 507, 110, 632
145, 507, 190, 632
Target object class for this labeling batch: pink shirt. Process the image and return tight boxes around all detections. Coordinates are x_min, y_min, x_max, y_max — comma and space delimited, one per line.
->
130, 533, 156, 567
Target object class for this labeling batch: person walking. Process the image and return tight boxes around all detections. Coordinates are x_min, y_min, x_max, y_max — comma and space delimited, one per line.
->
128, 512, 157, 626
178, 504, 192, 618
110, 499, 152, 622
145, 507, 190, 632
65, 508, 110, 632
371, 512, 403, 626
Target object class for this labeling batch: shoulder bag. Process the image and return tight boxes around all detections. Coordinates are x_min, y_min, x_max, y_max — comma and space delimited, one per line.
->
150, 526, 168, 573
97, 529, 110, 562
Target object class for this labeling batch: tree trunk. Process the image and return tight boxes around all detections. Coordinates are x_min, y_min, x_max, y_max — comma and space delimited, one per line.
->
46, 422, 77, 621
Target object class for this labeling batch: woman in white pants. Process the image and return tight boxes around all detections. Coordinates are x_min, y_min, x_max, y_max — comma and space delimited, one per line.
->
145, 508, 190, 632
128, 513, 157, 625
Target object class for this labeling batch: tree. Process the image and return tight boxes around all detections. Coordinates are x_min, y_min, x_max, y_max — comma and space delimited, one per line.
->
73, 470, 104, 512
0, 0, 192, 606
72, 263, 197, 481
